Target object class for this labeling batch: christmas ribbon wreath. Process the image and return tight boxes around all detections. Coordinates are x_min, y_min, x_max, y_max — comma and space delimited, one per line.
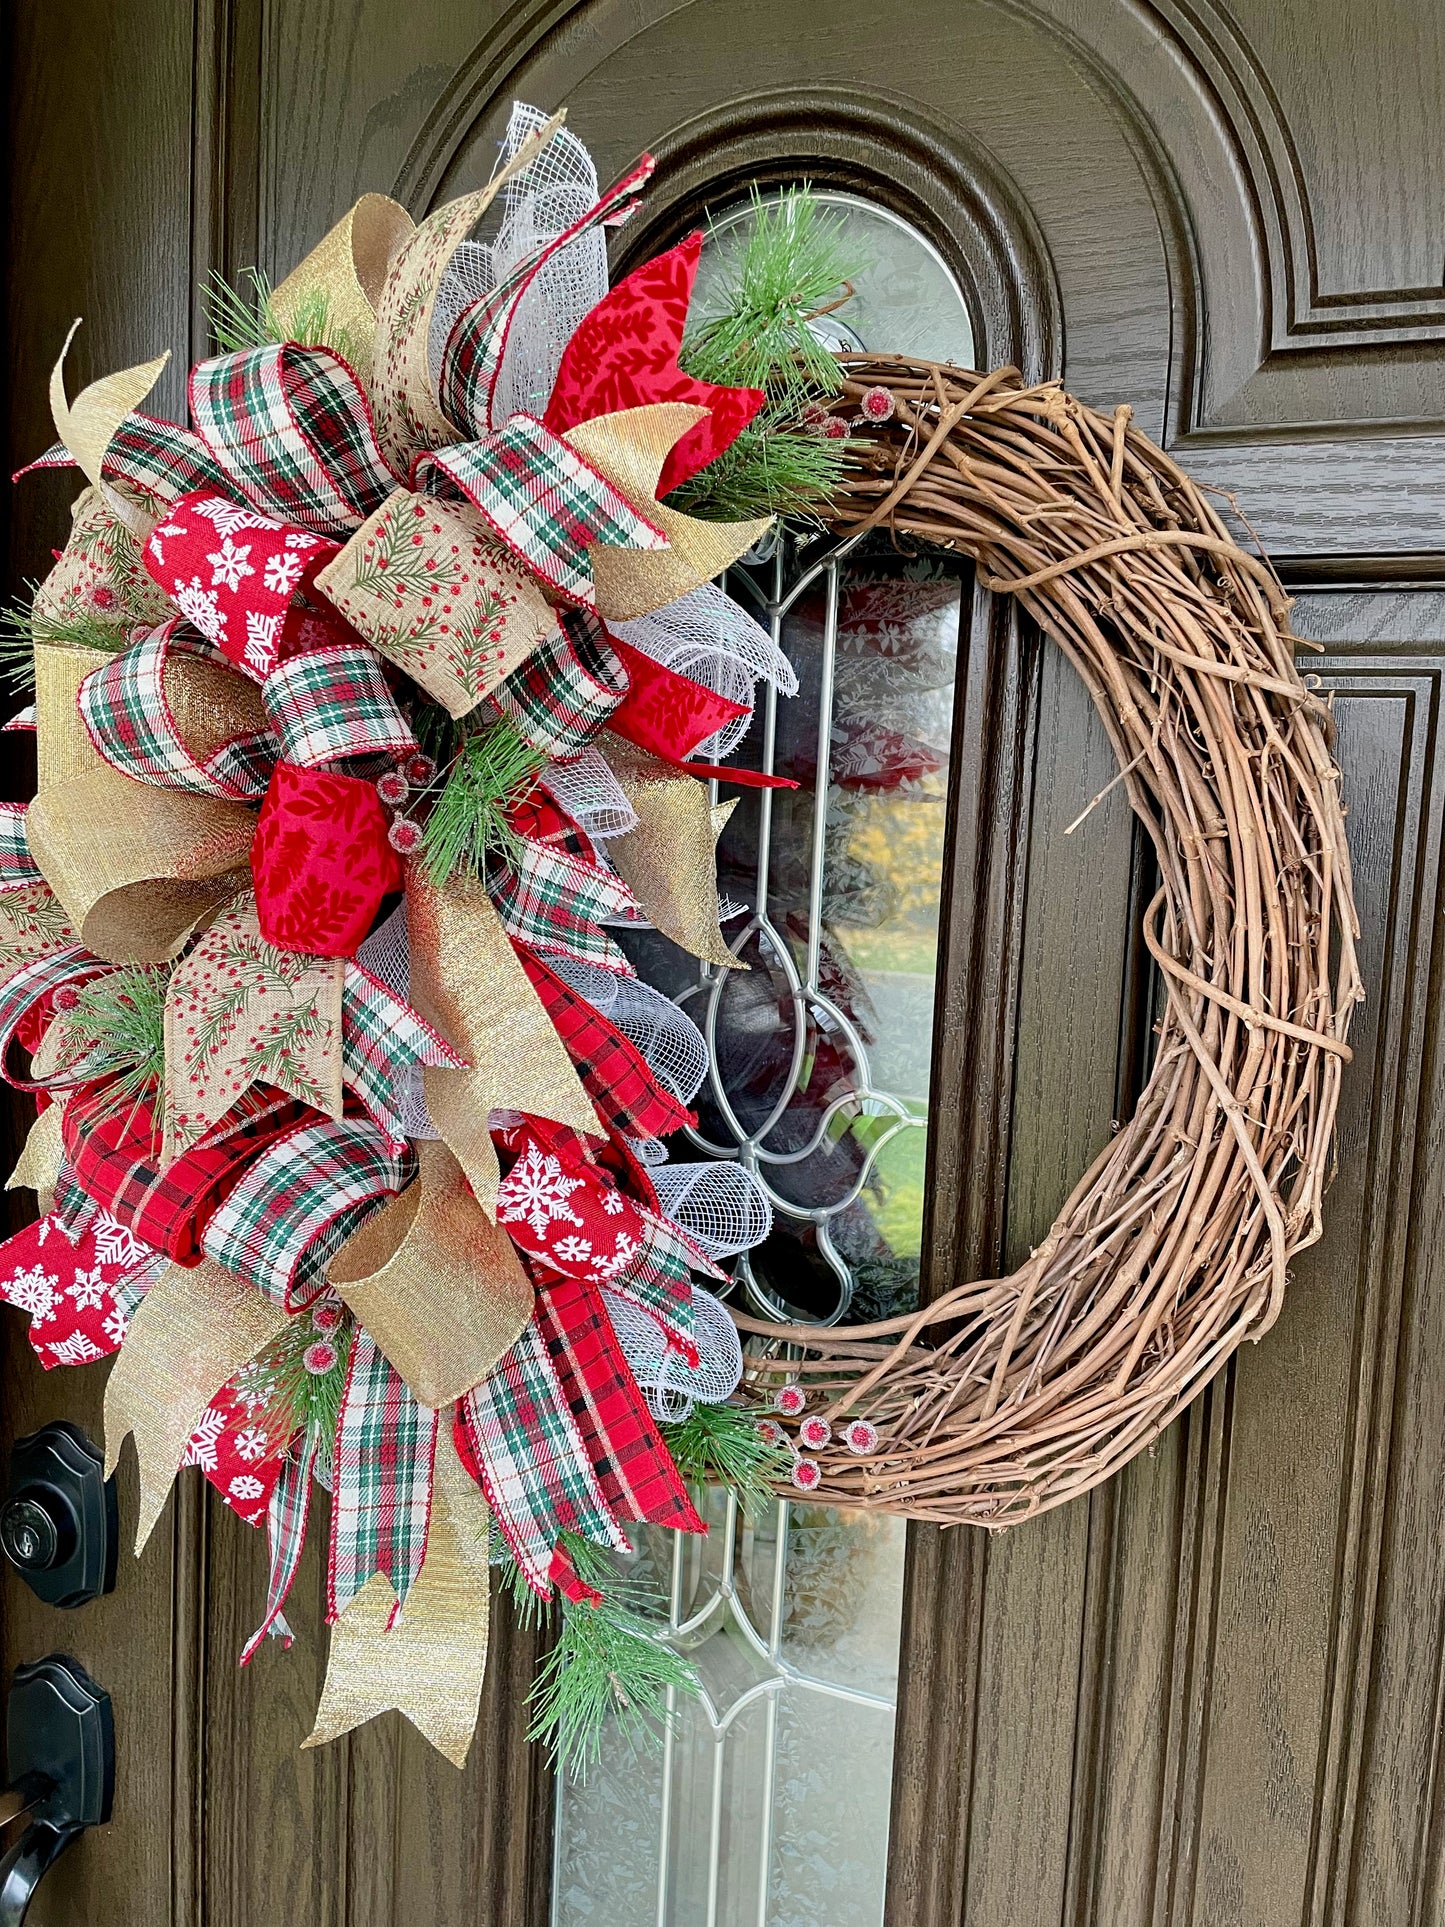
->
0, 104, 826, 1766
1, 98, 1360, 1769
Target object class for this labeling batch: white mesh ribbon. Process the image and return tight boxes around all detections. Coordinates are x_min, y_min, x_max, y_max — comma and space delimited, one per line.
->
429, 101, 611, 423
608, 582, 800, 760
355, 905, 441, 1140
537, 746, 639, 842
603, 1284, 743, 1422
546, 954, 709, 1104
649, 1160, 774, 1259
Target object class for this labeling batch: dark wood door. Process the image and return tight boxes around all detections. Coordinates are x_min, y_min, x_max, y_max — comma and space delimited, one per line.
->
4, 3, 1444, 1922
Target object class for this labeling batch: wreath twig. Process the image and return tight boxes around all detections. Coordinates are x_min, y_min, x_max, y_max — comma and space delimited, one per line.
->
739, 354, 1362, 1526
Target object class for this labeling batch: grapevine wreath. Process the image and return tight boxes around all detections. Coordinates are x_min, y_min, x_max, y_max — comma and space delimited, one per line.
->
0, 103, 1359, 1767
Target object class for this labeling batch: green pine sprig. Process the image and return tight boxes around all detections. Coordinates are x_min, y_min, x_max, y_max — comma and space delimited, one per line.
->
419, 716, 544, 883
55, 965, 169, 1094
507, 1408, 792, 1774
204, 266, 369, 370
0, 598, 134, 697
523, 1529, 700, 1778
682, 186, 859, 405
658, 1401, 792, 1515
671, 186, 864, 523
236, 1308, 354, 1476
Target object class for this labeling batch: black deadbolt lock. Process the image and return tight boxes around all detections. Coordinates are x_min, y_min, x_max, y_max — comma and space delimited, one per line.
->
0, 1426, 116, 1609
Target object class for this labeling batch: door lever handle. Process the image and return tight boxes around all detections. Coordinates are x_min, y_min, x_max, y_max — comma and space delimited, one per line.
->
0, 1775, 51, 1833
0, 1821, 79, 1927
0, 1658, 112, 1923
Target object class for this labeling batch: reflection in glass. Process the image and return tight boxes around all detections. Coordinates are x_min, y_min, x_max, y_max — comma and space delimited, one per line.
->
553, 1494, 906, 1927
551, 187, 972, 1927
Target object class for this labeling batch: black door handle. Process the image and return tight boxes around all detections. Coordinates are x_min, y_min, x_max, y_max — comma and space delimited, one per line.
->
0, 1822, 79, 1927
0, 1658, 112, 1925
1, 1425, 116, 1609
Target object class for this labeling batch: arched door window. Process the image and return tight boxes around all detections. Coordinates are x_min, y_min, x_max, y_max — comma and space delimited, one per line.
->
552, 190, 973, 1927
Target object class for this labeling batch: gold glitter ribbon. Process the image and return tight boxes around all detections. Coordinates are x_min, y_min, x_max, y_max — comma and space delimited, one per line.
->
328, 1138, 532, 1407
49, 322, 168, 497
269, 192, 414, 379
162, 646, 271, 765
34, 641, 115, 791
405, 868, 600, 1214
562, 403, 770, 620
26, 764, 255, 964
601, 735, 745, 968
6, 1103, 65, 1207
302, 1424, 491, 1766
103, 1257, 287, 1552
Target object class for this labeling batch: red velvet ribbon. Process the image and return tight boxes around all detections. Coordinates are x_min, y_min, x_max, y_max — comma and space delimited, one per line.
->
605, 634, 798, 790
545, 233, 765, 500
251, 761, 401, 957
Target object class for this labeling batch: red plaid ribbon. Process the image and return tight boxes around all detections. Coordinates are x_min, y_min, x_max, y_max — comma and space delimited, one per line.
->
0, 949, 111, 1091
242, 1429, 318, 1661
15, 415, 230, 508
0, 804, 42, 892
416, 413, 667, 611
63, 1078, 313, 1264
202, 1116, 414, 1311
534, 1273, 704, 1534
260, 641, 416, 770
456, 1312, 627, 1597
515, 943, 691, 1142
438, 156, 656, 440
493, 610, 630, 758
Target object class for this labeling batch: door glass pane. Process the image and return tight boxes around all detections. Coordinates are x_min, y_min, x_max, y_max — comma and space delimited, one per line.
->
551, 188, 972, 1927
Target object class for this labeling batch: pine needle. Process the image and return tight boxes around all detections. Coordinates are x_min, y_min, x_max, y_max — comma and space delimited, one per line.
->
204, 266, 369, 369
238, 1311, 354, 1473
673, 186, 865, 522
0, 599, 134, 696
659, 1401, 792, 1514
500, 1527, 702, 1775
683, 186, 860, 405
56, 965, 169, 1094
419, 717, 544, 883
529, 1596, 699, 1778
668, 415, 852, 524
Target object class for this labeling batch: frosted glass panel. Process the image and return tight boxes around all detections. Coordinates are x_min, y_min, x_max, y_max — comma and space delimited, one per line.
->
553, 1494, 906, 1927
551, 188, 971, 1927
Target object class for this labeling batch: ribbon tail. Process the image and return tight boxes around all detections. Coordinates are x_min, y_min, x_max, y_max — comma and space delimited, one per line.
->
241, 1430, 319, 1664
103, 1258, 288, 1552
303, 1424, 491, 1767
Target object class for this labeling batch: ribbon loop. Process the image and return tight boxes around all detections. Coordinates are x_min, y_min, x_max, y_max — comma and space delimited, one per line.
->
260, 641, 416, 771
416, 413, 668, 608
142, 489, 340, 680
79, 620, 276, 800
201, 1116, 413, 1311
189, 345, 399, 537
